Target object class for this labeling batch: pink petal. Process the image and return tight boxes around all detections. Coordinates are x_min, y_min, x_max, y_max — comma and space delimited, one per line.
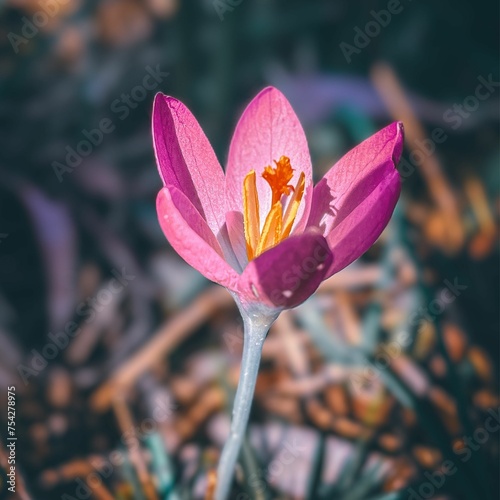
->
324, 170, 400, 276
157, 187, 239, 290
236, 231, 333, 310
152, 93, 226, 238
308, 122, 403, 277
225, 87, 313, 236
225, 210, 248, 271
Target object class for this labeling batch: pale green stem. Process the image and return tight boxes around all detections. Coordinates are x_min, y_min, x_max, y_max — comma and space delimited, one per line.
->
215, 307, 278, 500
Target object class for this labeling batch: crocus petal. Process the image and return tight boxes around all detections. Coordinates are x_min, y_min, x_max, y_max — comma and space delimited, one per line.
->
225, 87, 313, 235
152, 93, 226, 238
324, 171, 400, 276
157, 187, 239, 290
236, 231, 333, 310
308, 122, 403, 277
226, 210, 248, 271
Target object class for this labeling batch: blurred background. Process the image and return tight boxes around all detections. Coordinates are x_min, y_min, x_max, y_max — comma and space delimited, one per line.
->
0, 0, 498, 499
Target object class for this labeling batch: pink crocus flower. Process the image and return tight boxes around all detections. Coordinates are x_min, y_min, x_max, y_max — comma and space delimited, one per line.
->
153, 87, 403, 312
152, 86, 403, 499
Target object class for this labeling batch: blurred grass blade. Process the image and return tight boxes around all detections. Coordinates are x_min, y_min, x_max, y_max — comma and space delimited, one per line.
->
305, 432, 326, 500
366, 491, 406, 500
145, 433, 179, 499
337, 439, 370, 490
240, 436, 270, 500
344, 462, 385, 500
120, 448, 147, 500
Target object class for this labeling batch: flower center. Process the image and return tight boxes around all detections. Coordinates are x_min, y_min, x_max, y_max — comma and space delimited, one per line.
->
243, 156, 305, 261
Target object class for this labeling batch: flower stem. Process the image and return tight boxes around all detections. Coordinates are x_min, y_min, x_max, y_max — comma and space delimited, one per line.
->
215, 310, 277, 500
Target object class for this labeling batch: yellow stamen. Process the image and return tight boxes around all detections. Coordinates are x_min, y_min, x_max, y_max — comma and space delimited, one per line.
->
242, 156, 306, 261
281, 171, 305, 239
255, 201, 282, 256
243, 170, 260, 261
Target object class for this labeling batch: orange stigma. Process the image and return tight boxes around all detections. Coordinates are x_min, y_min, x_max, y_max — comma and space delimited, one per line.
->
243, 156, 305, 261
262, 156, 295, 205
